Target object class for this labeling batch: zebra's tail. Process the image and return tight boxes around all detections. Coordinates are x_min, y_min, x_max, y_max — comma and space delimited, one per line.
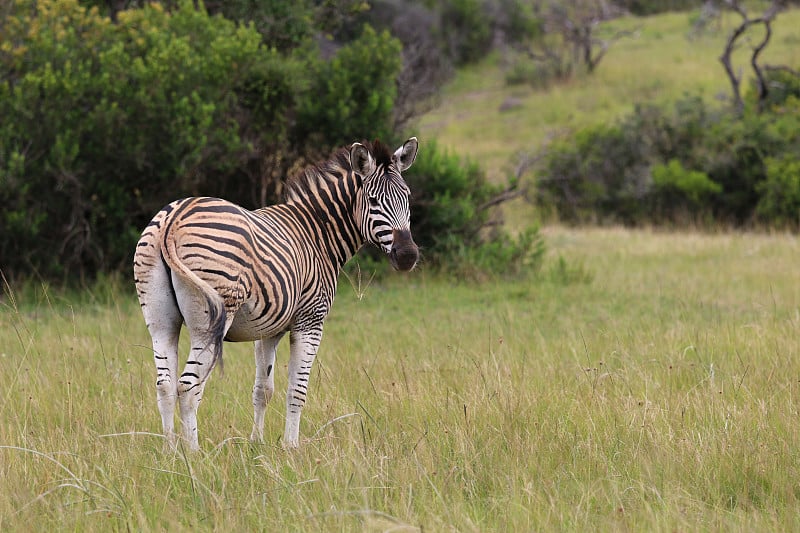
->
160, 231, 227, 379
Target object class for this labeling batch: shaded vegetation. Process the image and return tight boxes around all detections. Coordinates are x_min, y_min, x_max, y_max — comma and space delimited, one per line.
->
534, 88, 800, 227
0, 0, 538, 281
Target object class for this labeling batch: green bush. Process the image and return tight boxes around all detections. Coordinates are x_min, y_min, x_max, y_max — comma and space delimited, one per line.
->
534, 93, 800, 227
616, 0, 702, 16
747, 68, 800, 111
652, 159, 721, 205
756, 156, 800, 227
535, 120, 650, 224
294, 25, 402, 150
1, 0, 263, 277
0, 1, 405, 280
204, 0, 315, 51
493, 0, 543, 45
434, 226, 546, 280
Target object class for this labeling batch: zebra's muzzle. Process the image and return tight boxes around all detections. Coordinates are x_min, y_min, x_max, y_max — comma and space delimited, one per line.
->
389, 229, 418, 271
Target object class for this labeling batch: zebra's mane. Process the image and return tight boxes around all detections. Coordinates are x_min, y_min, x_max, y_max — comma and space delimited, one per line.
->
283, 140, 394, 203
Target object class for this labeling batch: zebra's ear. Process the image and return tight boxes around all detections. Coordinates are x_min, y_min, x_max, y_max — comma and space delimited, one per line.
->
350, 142, 376, 178
393, 137, 418, 172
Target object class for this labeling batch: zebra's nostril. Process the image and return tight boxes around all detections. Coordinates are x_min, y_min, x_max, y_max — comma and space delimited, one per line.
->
390, 243, 418, 271
388, 229, 418, 271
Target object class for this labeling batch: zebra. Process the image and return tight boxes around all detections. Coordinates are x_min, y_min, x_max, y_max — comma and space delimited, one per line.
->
133, 138, 419, 450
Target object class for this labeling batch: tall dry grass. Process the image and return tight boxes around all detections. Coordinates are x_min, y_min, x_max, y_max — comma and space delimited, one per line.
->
1, 227, 798, 531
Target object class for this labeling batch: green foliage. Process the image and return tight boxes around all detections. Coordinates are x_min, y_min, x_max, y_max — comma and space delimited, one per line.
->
536, 120, 650, 224
438, 0, 493, 66
494, 0, 543, 45
756, 156, 800, 226
295, 25, 402, 149
652, 159, 721, 205
617, 0, 702, 16
0, 1, 409, 280
1, 0, 266, 276
747, 68, 800, 111
436, 225, 546, 280
534, 93, 800, 227
205, 0, 315, 51
405, 141, 500, 251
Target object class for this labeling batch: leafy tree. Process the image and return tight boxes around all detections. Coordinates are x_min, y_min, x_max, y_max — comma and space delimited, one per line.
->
294, 25, 402, 151
1, 0, 529, 282
0, 0, 403, 279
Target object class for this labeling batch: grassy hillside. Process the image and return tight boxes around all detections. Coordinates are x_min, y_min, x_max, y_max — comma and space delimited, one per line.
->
419, 9, 800, 180
2, 228, 799, 531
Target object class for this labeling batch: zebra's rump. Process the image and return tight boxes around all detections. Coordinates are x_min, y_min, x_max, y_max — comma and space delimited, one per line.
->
150, 197, 312, 341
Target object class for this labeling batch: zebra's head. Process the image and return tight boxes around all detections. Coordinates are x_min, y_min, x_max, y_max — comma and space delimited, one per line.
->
350, 137, 419, 272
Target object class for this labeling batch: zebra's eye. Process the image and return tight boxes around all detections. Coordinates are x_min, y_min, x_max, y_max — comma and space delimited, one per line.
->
368, 196, 379, 208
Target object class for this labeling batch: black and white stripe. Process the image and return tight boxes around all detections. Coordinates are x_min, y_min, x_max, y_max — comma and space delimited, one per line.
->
134, 138, 419, 450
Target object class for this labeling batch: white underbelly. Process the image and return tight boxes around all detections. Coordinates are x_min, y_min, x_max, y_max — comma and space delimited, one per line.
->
224, 303, 294, 342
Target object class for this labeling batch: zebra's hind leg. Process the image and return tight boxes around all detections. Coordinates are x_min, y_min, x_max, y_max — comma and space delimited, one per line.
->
152, 323, 181, 449
251, 335, 284, 442
171, 274, 232, 451
136, 255, 183, 448
177, 325, 228, 451
284, 326, 323, 448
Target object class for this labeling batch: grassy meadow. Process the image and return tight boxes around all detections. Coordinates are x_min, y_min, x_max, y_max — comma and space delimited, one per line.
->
3, 6, 800, 533
2, 227, 799, 531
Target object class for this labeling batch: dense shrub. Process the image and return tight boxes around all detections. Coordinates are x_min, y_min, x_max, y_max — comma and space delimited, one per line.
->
756, 156, 800, 226
1, 1, 261, 276
294, 25, 402, 150
535, 121, 651, 223
652, 159, 721, 206
0, 0, 533, 282
203, 0, 316, 51
0, 0, 404, 279
534, 93, 800, 226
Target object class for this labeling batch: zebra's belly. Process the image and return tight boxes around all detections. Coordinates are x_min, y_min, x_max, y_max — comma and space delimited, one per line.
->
224, 303, 294, 342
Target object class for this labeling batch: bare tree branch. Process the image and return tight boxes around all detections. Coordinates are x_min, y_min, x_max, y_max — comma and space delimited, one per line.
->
515, 0, 632, 81
750, 15, 773, 111
477, 186, 523, 212
718, 0, 787, 114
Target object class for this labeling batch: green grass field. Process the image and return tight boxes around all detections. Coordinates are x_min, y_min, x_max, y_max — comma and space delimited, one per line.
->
2, 227, 799, 531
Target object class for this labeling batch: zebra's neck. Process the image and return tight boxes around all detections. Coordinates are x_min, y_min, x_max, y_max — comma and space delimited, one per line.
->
283, 169, 365, 270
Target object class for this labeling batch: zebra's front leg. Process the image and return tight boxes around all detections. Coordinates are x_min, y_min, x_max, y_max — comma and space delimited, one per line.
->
251, 335, 283, 442
284, 326, 323, 448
